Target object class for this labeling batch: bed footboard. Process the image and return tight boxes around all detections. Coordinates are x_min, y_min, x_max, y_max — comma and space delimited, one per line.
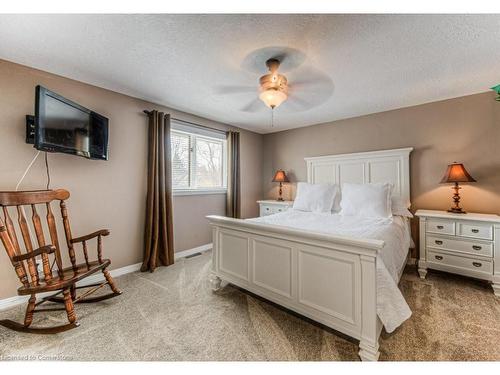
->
207, 215, 384, 361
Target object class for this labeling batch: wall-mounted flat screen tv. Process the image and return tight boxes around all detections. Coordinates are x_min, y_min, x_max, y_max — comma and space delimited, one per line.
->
34, 86, 109, 160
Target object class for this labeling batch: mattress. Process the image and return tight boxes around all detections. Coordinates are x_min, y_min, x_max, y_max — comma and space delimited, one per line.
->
249, 209, 412, 333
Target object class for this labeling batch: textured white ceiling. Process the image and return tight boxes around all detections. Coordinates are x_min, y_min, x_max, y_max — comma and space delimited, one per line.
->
0, 14, 499, 133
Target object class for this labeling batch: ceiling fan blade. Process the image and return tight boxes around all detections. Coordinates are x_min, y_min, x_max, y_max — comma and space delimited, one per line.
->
213, 85, 256, 95
285, 94, 314, 112
286, 78, 334, 112
287, 66, 334, 93
289, 77, 325, 87
288, 81, 334, 98
287, 67, 335, 110
240, 98, 264, 113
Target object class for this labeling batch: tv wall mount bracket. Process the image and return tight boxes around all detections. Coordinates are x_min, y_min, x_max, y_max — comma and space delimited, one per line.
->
26, 115, 35, 144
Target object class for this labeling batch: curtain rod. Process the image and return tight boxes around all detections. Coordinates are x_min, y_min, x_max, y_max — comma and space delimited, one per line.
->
143, 110, 227, 135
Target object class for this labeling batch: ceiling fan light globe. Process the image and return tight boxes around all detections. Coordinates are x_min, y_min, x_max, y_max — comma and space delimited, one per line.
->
259, 89, 287, 109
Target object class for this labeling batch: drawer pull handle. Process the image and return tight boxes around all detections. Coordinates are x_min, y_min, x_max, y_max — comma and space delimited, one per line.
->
436, 225, 444, 229
471, 229, 479, 233
434, 240, 443, 245
472, 262, 482, 268
434, 255, 443, 260
472, 245, 482, 251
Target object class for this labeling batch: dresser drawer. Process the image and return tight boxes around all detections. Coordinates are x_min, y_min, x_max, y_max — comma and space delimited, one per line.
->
457, 222, 493, 240
427, 250, 493, 276
426, 235, 493, 258
260, 206, 274, 216
260, 204, 289, 217
426, 219, 455, 236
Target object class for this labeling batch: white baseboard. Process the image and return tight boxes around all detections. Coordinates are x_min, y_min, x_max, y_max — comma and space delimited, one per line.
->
0, 263, 142, 311
0, 243, 212, 311
79, 262, 142, 287
0, 295, 28, 312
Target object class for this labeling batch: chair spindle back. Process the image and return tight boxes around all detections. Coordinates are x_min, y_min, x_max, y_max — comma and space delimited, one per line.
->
0, 189, 72, 286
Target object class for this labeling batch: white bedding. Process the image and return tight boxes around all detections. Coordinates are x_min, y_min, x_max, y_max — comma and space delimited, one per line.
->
248, 209, 412, 333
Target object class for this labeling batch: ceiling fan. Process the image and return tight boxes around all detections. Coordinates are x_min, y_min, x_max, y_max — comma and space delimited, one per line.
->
258, 58, 289, 109
213, 48, 334, 115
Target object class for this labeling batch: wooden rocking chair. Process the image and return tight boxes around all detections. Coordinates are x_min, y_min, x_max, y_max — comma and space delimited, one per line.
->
0, 189, 121, 334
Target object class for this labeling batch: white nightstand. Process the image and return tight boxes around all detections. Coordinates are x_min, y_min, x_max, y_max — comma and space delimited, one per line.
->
257, 200, 293, 217
416, 209, 500, 296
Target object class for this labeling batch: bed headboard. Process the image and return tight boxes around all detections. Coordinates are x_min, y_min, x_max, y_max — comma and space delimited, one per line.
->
305, 147, 413, 207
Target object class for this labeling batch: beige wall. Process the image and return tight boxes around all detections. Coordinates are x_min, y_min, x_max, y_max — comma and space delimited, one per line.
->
0, 59, 263, 299
263, 92, 500, 253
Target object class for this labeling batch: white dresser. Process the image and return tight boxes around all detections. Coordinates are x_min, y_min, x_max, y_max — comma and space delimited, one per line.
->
416, 209, 500, 296
257, 200, 293, 217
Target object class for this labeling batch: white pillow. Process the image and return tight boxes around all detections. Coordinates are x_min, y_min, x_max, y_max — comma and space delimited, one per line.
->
385, 183, 413, 218
293, 182, 338, 213
340, 183, 392, 219
391, 196, 413, 218
331, 185, 342, 213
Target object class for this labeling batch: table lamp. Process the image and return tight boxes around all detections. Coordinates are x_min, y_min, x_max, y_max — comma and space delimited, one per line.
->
440, 162, 476, 214
272, 169, 289, 201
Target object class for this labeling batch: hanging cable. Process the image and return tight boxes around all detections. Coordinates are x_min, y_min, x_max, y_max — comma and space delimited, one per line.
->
271, 108, 274, 128
45, 152, 51, 190
44, 153, 54, 271
15, 151, 41, 191
15, 151, 43, 274
14, 151, 54, 277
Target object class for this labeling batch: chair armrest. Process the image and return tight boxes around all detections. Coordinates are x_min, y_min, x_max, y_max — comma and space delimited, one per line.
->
71, 229, 110, 244
12, 245, 56, 262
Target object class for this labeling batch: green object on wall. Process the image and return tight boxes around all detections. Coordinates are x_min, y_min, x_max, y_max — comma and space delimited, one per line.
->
491, 84, 500, 101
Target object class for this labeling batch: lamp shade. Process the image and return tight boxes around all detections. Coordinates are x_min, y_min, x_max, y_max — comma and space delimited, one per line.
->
272, 169, 289, 183
440, 163, 476, 183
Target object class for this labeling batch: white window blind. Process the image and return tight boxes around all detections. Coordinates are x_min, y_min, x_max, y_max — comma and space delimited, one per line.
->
170, 121, 227, 194
171, 131, 190, 189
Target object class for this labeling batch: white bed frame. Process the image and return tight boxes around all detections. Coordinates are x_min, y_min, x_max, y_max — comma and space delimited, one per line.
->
207, 147, 413, 361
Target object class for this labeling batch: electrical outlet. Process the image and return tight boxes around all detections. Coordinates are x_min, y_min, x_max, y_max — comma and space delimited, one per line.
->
36, 260, 53, 280
36, 261, 44, 277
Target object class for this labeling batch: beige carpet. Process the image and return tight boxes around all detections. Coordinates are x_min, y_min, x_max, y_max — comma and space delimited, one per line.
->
0, 251, 499, 361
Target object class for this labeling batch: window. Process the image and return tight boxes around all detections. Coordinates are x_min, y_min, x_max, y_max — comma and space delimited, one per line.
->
170, 121, 227, 195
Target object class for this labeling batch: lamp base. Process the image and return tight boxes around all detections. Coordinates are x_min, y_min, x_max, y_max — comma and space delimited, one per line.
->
276, 182, 284, 202
447, 182, 466, 214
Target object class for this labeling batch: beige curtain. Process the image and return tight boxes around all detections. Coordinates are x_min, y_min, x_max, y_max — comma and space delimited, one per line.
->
226, 131, 241, 218
141, 110, 174, 272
